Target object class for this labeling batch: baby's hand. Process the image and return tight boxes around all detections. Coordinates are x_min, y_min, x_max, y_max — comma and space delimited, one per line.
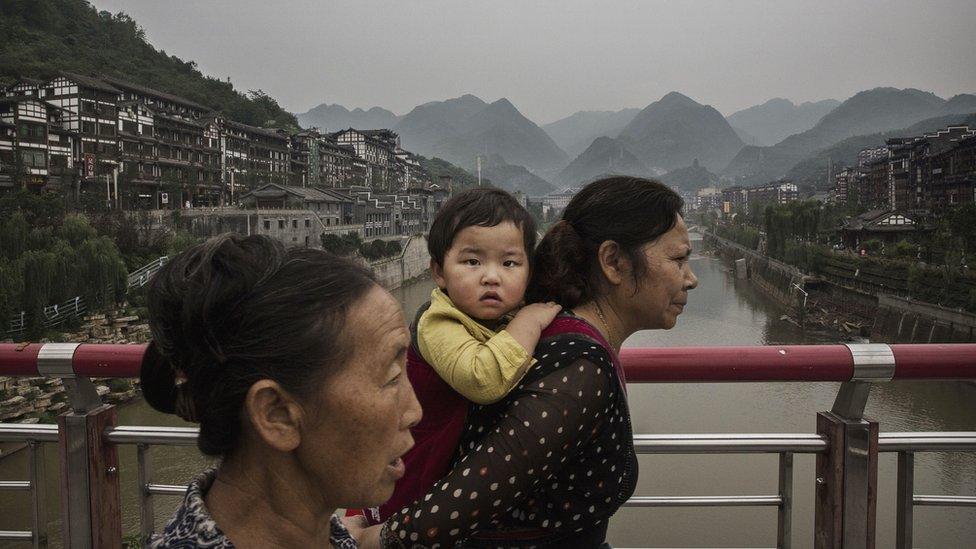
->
515, 302, 562, 330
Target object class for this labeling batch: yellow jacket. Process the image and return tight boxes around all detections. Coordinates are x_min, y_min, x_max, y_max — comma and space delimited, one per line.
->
417, 288, 533, 405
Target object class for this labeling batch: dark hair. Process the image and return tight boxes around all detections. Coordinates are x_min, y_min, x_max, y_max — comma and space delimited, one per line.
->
139, 234, 376, 456
427, 187, 537, 267
527, 176, 683, 308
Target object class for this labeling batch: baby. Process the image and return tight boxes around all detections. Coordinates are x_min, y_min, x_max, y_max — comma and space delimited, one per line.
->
355, 187, 560, 524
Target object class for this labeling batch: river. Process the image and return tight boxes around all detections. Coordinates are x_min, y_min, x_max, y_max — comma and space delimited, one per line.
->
1, 234, 974, 547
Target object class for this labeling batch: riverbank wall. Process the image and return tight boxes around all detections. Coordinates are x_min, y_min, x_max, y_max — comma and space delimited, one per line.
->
367, 235, 430, 290
703, 231, 976, 343
702, 232, 805, 310
872, 294, 976, 343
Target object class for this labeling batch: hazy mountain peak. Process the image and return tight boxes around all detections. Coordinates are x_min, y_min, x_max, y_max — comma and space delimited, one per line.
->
618, 92, 743, 171
557, 136, 649, 187
394, 95, 567, 172
726, 97, 840, 146
541, 108, 641, 159
659, 91, 698, 105
296, 102, 399, 131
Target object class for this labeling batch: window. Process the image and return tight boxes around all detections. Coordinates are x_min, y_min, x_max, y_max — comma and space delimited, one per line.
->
82, 121, 96, 134
278, 219, 285, 229
20, 150, 46, 168
304, 219, 310, 228
264, 219, 271, 230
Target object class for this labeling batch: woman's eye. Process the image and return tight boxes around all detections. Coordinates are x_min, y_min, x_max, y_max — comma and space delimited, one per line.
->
503, 260, 521, 267
387, 372, 402, 386
464, 258, 479, 266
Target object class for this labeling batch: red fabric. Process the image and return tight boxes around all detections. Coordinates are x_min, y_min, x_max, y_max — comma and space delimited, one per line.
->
350, 344, 470, 525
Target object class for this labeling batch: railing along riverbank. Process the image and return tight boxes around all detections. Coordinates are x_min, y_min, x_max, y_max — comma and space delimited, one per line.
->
1, 342, 975, 548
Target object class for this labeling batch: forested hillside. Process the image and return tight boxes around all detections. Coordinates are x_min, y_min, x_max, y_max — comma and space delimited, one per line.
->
0, 0, 298, 129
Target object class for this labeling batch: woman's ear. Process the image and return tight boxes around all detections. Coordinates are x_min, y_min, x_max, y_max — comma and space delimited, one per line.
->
244, 380, 304, 452
596, 240, 629, 286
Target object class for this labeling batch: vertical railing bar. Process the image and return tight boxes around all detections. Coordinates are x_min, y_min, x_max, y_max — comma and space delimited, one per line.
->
28, 440, 47, 548
137, 443, 155, 545
896, 451, 914, 549
777, 451, 793, 549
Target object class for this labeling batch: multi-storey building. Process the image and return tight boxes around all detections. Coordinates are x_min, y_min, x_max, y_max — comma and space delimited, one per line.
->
0, 96, 76, 189
290, 130, 359, 189
116, 101, 159, 208
745, 180, 798, 212
861, 158, 890, 210
396, 149, 430, 190
224, 120, 290, 188
833, 167, 858, 205
857, 146, 889, 169
155, 112, 221, 207
332, 129, 399, 191
694, 186, 723, 211
721, 185, 747, 214
927, 134, 976, 208
42, 73, 121, 186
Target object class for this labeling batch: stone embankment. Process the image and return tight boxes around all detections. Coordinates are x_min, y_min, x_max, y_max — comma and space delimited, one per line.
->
0, 313, 149, 425
703, 231, 976, 342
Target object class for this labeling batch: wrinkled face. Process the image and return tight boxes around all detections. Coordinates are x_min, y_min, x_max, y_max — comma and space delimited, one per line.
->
432, 222, 530, 321
300, 285, 421, 508
625, 215, 698, 330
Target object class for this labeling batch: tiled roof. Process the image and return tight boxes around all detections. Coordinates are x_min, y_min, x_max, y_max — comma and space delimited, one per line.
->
98, 74, 211, 112
58, 72, 122, 94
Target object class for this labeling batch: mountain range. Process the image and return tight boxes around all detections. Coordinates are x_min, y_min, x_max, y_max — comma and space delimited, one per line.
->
296, 104, 399, 132
299, 86, 975, 196
723, 88, 976, 185
541, 108, 641, 159
726, 98, 841, 147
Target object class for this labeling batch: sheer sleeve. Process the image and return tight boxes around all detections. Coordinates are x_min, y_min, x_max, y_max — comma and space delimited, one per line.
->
381, 358, 614, 548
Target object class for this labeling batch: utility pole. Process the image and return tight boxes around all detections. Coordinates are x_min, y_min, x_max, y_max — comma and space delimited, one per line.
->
477, 156, 482, 186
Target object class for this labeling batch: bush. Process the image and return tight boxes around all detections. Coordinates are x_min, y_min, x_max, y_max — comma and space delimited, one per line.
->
893, 240, 916, 259
320, 232, 362, 256
861, 239, 882, 254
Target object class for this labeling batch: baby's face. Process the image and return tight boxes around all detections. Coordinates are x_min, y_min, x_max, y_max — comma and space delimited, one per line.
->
432, 221, 529, 321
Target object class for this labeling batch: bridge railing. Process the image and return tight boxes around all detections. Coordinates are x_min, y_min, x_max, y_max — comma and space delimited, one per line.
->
0, 342, 975, 548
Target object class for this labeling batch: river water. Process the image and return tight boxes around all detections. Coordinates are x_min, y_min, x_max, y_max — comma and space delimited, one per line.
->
2, 234, 974, 547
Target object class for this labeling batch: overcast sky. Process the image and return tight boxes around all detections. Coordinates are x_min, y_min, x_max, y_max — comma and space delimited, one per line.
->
92, 0, 976, 125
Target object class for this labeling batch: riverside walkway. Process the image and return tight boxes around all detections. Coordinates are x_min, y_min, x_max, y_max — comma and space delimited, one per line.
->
0, 342, 975, 548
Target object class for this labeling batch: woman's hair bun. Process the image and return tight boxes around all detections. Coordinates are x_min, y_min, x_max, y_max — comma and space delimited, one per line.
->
139, 341, 177, 414
527, 219, 590, 307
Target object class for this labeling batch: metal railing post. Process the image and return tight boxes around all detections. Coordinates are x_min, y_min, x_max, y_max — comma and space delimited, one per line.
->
28, 440, 47, 548
815, 344, 892, 549
40, 343, 122, 549
777, 452, 793, 549
895, 451, 914, 549
137, 443, 155, 544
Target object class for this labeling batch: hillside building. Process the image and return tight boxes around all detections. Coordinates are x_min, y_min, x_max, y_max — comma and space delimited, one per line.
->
0, 96, 76, 190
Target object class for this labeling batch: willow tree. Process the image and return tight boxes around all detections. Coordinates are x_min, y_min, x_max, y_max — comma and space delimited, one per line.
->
0, 212, 29, 261
76, 236, 129, 308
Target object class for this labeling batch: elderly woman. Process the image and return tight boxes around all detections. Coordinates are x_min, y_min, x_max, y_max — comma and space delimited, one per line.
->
141, 234, 422, 548
355, 177, 697, 548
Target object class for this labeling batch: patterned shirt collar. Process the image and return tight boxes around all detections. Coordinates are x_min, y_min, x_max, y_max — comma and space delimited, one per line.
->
151, 467, 358, 548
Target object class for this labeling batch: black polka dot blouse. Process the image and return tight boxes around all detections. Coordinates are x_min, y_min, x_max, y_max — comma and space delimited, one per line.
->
381, 314, 638, 548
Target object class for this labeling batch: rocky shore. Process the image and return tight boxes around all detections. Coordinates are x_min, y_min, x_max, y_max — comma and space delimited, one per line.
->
0, 312, 150, 424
